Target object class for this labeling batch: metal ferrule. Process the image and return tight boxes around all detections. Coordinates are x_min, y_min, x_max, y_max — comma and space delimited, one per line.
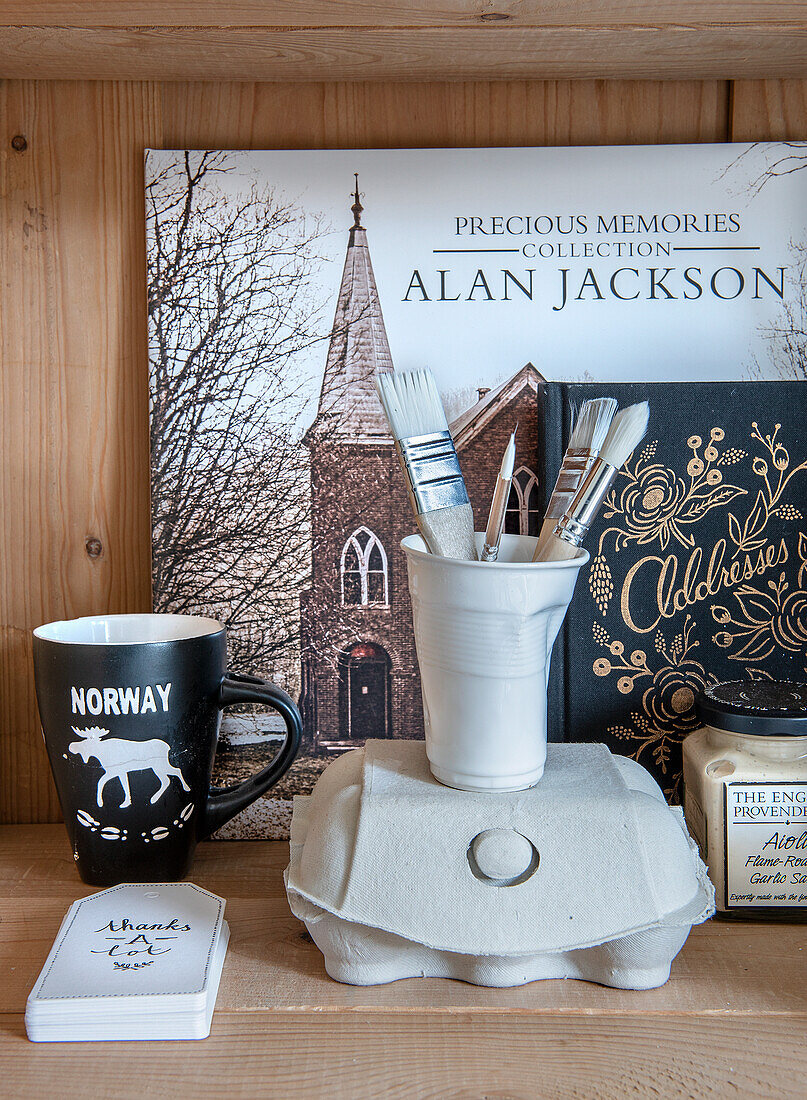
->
554, 457, 618, 547
395, 431, 470, 516
481, 542, 499, 562
544, 448, 596, 522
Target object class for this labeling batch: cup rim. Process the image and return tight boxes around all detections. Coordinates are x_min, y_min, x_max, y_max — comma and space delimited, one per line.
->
401, 532, 590, 569
33, 613, 225, 646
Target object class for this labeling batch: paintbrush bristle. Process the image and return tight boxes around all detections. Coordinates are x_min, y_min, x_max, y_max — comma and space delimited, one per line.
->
568, 397, 618, 453
376, 368, 449, 441
599, 401, 650, 470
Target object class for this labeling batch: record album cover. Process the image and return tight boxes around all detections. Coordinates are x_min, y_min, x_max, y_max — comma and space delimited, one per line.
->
145, 143, 807, 836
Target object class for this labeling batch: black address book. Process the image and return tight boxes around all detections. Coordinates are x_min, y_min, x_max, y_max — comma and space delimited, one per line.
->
540, 379, 807, 800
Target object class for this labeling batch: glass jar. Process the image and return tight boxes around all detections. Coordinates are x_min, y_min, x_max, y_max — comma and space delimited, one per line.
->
683, 680, 807, 921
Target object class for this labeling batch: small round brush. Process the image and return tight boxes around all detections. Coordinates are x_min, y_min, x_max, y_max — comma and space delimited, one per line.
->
531, 397, 617, 561
481, 428, 517, 562
376, 369, 477, 560
533, 401, 650, 563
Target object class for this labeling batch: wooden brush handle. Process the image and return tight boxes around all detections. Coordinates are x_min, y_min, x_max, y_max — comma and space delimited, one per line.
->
532, 531, 581, 563
531, 518, 557, 561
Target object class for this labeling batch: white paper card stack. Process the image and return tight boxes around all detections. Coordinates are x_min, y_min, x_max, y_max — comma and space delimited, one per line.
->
26, 883, 229, 1042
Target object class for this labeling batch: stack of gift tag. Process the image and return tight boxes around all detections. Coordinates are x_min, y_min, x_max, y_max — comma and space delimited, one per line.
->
26, 883, 229, 1042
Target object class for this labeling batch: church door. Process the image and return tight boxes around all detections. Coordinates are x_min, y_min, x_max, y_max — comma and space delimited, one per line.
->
340, 642, 391, 741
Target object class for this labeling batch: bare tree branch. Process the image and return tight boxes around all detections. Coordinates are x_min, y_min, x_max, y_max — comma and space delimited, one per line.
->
723, 141, 807, 197
753, 240, 807, 382
146, 151, 329, 690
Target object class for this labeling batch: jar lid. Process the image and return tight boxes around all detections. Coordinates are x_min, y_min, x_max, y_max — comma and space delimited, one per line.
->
695, 680, 807, 736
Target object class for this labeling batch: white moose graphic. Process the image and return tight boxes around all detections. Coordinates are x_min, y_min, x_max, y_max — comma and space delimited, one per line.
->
69, 726, 190, 809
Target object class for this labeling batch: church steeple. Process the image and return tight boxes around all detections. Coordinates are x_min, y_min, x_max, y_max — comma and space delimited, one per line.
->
312, 179, 393, 441
351, 173, 364, 229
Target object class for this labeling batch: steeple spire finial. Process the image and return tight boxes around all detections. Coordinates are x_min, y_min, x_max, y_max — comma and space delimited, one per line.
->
310, 178, 393, 439
351, 173, 364, 229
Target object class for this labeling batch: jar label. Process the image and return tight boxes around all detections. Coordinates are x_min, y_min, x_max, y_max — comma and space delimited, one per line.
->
724, 782, 807, 908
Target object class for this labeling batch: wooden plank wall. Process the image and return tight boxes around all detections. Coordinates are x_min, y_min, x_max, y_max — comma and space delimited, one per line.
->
1, 78, 805, 823
2, 4, 806, 82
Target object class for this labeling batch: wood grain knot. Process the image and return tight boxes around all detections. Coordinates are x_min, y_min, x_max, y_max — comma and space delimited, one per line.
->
10, 135, 27, 152
479, 12, 512, 21
85, 537, 103, 559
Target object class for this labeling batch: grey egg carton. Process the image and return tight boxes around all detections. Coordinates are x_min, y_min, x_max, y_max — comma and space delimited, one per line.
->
285, 742, 714, 989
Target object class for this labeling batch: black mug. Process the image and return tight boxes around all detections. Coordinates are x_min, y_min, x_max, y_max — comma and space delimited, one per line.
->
32, 613, 301, 885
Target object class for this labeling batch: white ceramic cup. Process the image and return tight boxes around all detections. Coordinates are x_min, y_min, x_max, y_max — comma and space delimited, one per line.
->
402, 533, 589, 792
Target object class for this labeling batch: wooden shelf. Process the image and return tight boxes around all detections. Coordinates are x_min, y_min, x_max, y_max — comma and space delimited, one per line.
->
1, 825, 805, 1098
0, 2, 805, 81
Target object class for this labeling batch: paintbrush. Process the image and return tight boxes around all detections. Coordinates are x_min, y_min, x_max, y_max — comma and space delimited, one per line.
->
376, 369, 477, 560
531, 397, 617, 561
533, 401, 650, 563
481, 427, 517, 562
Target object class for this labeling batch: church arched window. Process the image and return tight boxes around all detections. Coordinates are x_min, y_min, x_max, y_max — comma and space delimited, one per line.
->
341, 527, 389, 606
505, 466, 541, 536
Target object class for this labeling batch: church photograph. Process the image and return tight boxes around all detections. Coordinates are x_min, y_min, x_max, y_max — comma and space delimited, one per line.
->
146, 151, 550, 836
299, 181, 544, 755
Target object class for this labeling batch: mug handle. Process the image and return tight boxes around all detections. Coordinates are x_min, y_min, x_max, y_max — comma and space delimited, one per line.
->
201, 671, 302, 837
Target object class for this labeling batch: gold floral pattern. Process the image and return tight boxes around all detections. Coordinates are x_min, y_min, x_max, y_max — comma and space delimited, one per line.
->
710, 465, 807, 671
617, 463, 689, 546
603, 428, 746, 552
712, 572, 807, 672
593, 616, 715, 798
727, 423, 807, 558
